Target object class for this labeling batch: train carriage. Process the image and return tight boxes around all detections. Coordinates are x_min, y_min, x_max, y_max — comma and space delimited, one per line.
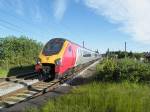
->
35, 38, 100, 80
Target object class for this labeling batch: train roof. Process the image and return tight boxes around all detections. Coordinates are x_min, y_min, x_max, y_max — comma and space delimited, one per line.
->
52, 38, 98, 53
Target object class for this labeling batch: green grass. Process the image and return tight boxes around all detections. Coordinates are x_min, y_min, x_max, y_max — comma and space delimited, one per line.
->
26, 82, 150, 112
25, 59, 150, 112
0, 68, 8, 77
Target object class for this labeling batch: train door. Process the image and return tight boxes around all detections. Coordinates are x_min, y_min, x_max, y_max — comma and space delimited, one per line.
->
68, 45, 74, 67
61, 44, 74, 74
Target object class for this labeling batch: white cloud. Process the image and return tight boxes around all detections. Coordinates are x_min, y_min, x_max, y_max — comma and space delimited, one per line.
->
15, 0, 24, 15
53, 0, 68, 21
35, 6, 42, 21
9, 0, 24, 15
84, 0, 150, 44
30, 4, 42, 22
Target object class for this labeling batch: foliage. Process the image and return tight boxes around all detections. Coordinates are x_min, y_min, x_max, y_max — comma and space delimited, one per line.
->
106, 51, 144, 59
0, 36, 43, 69
25, 82, 150, 112
96, 58, 150, 82
0, 68, 8, 77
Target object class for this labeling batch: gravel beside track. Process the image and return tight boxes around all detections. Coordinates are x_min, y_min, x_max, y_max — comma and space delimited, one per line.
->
0, 79, 39, 96
0, 72, 39, 97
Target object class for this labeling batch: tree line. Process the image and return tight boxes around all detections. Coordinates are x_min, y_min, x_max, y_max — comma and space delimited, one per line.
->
105, 50, 144, 59
0, 36, 43, 69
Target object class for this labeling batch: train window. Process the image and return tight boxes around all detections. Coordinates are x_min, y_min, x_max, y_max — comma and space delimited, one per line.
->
42, 38, 65, 56
83, 53, 91, 57
83, 51, 92, 57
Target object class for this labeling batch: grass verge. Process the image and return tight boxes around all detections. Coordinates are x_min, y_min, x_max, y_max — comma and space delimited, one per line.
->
26, 82, 150, 112
0, 68, 8, 77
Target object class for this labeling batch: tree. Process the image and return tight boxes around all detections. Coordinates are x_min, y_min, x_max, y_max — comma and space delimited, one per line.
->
0, 36, 43, 68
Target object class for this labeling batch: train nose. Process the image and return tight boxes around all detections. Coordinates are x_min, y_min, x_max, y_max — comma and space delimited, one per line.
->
39, 55, 56, 64
46, 57, 49, 61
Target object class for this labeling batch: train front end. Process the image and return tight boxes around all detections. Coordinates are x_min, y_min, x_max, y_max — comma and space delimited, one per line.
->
35, 38, 67, 81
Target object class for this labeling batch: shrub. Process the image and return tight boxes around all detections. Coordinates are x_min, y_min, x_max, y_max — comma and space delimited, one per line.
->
0, 36, 43, 69
96, 58, 150, 83
96, 59, 119, 82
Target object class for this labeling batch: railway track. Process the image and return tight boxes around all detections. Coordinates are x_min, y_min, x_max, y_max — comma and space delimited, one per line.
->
5, 71, 38, 81
0, 71, 36, 84
0, 72, 38, 95
0, 80, 60, 109
0, 59, 99, 110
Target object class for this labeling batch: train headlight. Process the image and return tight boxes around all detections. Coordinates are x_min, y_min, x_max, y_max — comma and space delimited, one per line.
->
55, 58, 61, 66
36, 58, 41, 64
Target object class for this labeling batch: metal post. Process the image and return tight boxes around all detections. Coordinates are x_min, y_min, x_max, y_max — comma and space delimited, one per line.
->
125, 41, 127, 58
107, 48, 109, 60
83, 41, 85, 48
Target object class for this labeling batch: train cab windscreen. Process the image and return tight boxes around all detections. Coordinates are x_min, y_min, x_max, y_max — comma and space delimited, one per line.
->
42, 38, 65, 56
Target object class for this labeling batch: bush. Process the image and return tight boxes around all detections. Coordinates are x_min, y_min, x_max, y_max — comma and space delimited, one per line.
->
96, 59, 119, 81
96, 58, 150, 82
0, 36, 43, 69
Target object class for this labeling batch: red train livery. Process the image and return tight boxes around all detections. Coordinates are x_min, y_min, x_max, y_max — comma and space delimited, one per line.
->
35, 38, 100, 80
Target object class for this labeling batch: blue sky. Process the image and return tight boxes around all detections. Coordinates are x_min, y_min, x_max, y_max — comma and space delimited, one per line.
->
0, 0, 150, 53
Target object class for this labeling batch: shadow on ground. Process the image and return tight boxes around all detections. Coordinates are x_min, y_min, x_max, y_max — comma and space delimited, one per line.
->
69, 75, 97, 86
7, 65, 35, 77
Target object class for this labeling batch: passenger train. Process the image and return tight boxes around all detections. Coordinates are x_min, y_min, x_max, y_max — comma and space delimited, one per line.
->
35, 38, 100, 80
